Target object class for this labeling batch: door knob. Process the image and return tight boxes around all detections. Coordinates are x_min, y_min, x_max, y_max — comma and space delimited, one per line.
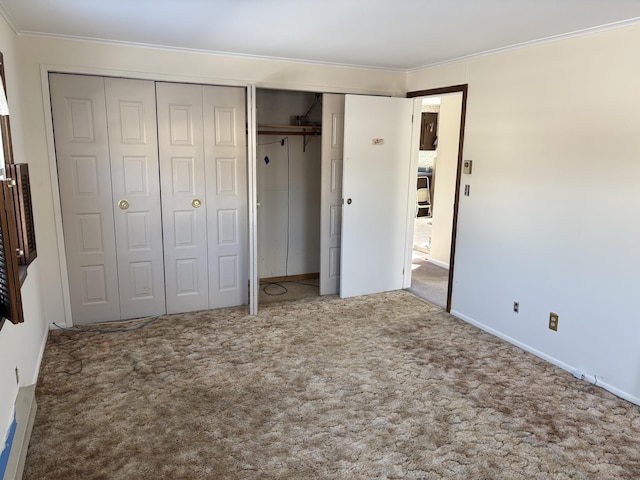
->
347, 198, 352, 205
192, 198, 202, 208
118, 199, 130, 210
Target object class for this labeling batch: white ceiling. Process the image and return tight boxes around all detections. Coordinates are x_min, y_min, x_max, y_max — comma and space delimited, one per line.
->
1, 0, 640, 70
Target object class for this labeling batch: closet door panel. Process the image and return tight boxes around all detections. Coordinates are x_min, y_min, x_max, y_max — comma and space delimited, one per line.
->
320, 93, 345, 295
105, 77, 166, 319
203, 85, 248, 308
157, 82, 209, 314
50, 73, 121, 324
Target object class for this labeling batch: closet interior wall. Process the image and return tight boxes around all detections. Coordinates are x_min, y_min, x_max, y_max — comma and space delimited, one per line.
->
256, 89, 321, 280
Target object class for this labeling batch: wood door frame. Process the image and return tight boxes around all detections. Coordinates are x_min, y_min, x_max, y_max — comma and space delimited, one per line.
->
407, 84, 468, 312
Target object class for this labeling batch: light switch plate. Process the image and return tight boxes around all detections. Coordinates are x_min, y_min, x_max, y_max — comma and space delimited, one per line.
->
463, 160, 473, 174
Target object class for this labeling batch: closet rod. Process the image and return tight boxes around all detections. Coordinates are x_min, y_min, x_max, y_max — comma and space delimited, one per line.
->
257, 123, 320, 130
257, 130, 321, 136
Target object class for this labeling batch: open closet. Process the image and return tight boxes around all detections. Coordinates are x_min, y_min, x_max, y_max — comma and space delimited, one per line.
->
255, 90, 345, 301
255, 89, 322, 296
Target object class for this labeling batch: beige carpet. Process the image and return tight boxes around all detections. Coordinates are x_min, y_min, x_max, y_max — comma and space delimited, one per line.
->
24, 291, 640, 479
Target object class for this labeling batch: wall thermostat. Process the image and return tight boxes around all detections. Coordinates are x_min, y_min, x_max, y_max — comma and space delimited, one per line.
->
463, 160, 473, 174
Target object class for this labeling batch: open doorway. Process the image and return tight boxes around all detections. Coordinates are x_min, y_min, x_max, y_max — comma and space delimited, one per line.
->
407, 85, 468, 311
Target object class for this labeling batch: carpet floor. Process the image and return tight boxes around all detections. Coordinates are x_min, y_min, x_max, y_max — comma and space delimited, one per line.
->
24, 291, 640, 479
259, 279, 320, 305
407, 258, 448, 309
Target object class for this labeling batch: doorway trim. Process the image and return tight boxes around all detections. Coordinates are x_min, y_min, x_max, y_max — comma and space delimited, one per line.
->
407, 84, 468, 312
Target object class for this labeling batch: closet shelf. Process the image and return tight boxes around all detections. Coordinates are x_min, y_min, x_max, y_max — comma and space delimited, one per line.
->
257, 124, 321, 136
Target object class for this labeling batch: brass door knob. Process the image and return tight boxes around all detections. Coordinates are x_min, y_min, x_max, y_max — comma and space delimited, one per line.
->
192, 198, 202, 208
118, 199, 130, 210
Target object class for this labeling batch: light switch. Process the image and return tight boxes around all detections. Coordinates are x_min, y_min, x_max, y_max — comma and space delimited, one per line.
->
463, 160, 473, 174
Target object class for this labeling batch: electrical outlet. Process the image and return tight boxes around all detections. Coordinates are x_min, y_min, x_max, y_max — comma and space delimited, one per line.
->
513, 301, 519, 313
549, 312, 559, 331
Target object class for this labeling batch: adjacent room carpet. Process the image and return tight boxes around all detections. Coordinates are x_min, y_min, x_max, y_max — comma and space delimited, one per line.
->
24, 291, 640, 479
407, 259, 448, 308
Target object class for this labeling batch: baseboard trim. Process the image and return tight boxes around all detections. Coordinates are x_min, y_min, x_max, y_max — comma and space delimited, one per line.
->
450, 310, 640, 407
32, 327, 49, 384
427, 258, 449, 270
260, 273, 319, 283
3, 386, 37, 480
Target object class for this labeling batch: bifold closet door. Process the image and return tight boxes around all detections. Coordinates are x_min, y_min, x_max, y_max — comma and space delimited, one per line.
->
53, 75, 248, 321
104, 78, 166, 320
320, 93, 345, 295
156, 83, 209, 314
156, 83, 248, 313
203, 85, 248, 308
50, 74, 121, 324
51, 74, 165, 324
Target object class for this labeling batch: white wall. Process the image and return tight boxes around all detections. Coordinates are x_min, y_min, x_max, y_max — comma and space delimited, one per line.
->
256, 90, 321, 278
408, 23, 640, 403
430, 93, 462, 267
0, 19, 48, 449
15, 35, 405, 327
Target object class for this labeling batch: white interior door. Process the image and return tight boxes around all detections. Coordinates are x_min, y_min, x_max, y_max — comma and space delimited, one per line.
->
50, 74, 121, 324
105, 77, 166, 319
320, 93, 345, 295
340, 95, 414, 298
156, 82, 209, 314
203, 85, 248, 308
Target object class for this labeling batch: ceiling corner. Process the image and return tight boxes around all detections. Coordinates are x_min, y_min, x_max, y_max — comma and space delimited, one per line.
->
0, 2, 19, 34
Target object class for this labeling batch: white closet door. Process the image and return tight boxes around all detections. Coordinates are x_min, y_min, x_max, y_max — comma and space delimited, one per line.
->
156, 82, 209, 314
340, 95, 414, 298
50, 74, 121, 324
203, 85, 248, 308
105, 78, 166, 319
320, 93, 345, 295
